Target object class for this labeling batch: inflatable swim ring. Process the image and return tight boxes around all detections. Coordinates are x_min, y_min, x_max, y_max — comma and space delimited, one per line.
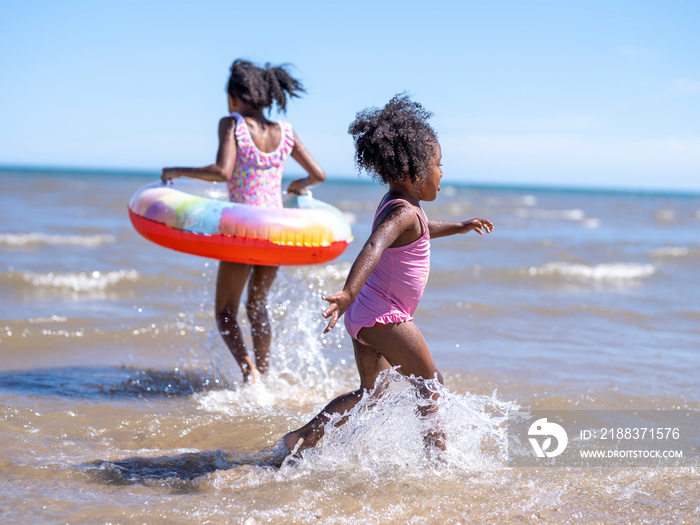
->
128, 179, 353, 266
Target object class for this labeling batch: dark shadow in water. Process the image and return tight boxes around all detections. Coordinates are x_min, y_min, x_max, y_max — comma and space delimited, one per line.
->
0, 366, 222, 398
80, 444, 291, 489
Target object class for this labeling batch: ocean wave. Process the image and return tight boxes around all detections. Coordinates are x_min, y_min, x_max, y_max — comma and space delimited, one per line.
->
342, 211, 358, 224
0, 232, 116, 247
581, 217, 602, 228
21, 269, 140, 291
483, 195, 537, 207
525, 262, 656, 281
653, 209, 675, 222
514, 207, 587, 221
0, 367, 215, 398
334, 200, 382, 212
677, 309, 700, 321
441, 185, 458, 197
26, 315, 68, 323
649, 246, 689, 258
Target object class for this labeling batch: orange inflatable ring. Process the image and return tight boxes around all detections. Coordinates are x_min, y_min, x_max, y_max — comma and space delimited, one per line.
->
128, 179, 353, 266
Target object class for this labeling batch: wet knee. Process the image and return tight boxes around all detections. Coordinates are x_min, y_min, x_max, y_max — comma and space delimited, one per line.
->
246, 298, 268, 324
216, 307, 239, 329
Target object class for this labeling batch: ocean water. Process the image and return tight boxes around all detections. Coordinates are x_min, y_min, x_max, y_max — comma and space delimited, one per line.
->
1, 167, 699, 523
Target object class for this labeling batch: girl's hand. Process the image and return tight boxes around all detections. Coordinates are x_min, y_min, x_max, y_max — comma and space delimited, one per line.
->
161, 168, 180, 184
286, 177, 310, 196
463, 218, 494, 235
321, 290, 352, 333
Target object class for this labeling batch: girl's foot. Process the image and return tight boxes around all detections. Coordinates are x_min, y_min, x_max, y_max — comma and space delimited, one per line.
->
243, 365, 261, 384
265, 437, 304, 468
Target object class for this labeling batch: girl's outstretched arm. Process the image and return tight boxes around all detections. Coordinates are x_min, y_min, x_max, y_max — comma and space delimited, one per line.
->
322, 203, 418, 333
428, 218, 494, 239
161, 117, 237, 183
287, 132, 326, 195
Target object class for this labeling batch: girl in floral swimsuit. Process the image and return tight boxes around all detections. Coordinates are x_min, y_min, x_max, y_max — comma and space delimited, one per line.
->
276, 94, 493, 461
162, 59, 326, 382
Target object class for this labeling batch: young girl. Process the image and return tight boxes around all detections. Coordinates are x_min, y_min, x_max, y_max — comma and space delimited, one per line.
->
275, 94, 493, 461
161, 59, 326, 382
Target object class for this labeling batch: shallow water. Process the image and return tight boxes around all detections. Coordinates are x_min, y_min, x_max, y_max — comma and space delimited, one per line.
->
1, 168, 699, 523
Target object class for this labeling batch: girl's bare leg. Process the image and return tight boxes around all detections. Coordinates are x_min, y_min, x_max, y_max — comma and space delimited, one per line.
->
282, 337, 390, 452
245, 265, 278, 374
282, 321, 444, 453
215, 261, 258, 381
358, 321, 446, 450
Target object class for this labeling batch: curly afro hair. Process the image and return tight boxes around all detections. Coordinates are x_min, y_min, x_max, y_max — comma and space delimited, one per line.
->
348, 94, 438, 185
227, 59, 305, 113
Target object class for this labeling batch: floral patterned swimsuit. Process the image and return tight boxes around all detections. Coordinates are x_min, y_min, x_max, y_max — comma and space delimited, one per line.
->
227, 112, 295, 209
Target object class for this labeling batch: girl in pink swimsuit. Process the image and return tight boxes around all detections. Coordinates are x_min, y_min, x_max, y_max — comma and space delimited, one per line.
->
277, 94, 493, 462
161, 59, 326, 382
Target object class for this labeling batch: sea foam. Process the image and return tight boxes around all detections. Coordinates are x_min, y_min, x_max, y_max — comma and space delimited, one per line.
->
649, 246, 689, 258
526, 262, 656, 281
23, 269, 140, 291
0, 232, 115, 247
515, 207, 586, 221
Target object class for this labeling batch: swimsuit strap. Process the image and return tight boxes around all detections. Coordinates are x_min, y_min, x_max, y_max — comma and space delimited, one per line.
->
230, 111, 292, 156
230, 111, 244, 127
230, 111, 254, 148
373, 198, 428, 235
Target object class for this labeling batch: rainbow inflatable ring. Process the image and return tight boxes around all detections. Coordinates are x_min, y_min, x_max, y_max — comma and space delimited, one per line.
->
128, 179, 353, 266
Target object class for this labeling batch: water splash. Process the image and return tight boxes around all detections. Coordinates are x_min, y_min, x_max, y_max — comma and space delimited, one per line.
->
179, 262, 354, 409
79, 369, 517, 492
278, 369, 517, 478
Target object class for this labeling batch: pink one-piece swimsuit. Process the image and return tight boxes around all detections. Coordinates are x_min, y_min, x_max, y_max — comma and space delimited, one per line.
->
344, 199, 431, 344
227, 112, 295, 209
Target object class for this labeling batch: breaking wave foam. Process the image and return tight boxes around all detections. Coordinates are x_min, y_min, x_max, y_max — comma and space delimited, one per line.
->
649, 246, 689, 258
525, 262, 656, 281
0, 232, 116, 247
22, 269, 140, 291
515, 208, 586, 221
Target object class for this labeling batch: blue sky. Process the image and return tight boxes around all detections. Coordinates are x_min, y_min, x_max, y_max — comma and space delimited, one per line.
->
1, 0, 699, 191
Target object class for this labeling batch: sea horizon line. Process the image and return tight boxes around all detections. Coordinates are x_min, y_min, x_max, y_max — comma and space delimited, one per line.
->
2, 163, 699, 199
